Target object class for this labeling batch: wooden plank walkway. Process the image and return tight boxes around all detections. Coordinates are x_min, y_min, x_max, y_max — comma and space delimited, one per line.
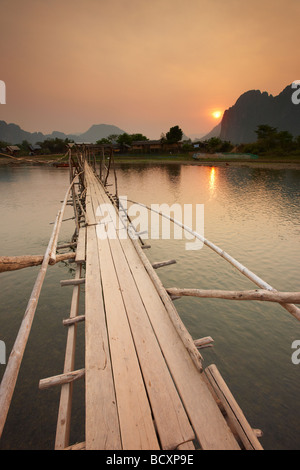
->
83, 162, 244, 450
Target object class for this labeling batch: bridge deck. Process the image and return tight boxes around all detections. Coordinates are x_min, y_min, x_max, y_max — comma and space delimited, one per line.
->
83, 163, 241, 450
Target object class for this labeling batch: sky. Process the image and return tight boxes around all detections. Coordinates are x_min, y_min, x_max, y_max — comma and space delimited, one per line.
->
0, 0, 299, 139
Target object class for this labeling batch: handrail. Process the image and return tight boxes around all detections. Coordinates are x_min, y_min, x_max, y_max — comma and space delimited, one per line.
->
0, 177, 78, 438
124, 199, 300, 322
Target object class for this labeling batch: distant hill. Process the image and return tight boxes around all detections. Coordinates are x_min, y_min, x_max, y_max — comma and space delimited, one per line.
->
75, 124, 125, 143
0, 121, 45, 145
0, 121, 125, 145
220, 84, 300, 144
199, 122, 221, 141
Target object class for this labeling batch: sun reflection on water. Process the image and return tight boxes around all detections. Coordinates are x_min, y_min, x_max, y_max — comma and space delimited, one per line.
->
209, 166, 216, 193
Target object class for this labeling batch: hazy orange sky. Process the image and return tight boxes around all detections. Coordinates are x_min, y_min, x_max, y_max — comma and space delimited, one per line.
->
0, 0, 299, 139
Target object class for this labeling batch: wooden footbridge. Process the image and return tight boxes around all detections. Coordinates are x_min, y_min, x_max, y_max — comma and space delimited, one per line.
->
1, 145, 299, 450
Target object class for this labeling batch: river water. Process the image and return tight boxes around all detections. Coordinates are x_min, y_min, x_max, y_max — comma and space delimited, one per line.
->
0, 163, 299, 450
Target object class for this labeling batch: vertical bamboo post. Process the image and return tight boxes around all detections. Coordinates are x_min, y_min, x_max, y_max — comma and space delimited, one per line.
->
104, 148, 112, 187
49, 170, 80, 265
100, 147, 105, 183
111, 149, 118, 199
55, 264, 82, 449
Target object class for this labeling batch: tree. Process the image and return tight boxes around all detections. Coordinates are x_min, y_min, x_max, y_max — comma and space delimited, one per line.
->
96, 138, 111, 145
36, 137, 73, 154
117, 133, 148, 146
129, 133, 148, 142
254, 125, 295, 152
96, 134, 121, 145
276, 131, 293, 150
160, 133, 167, 144
166, 125, 183, 143
97, 133, 149, 147
255, 124, 278, 150
0, 140, 11, 149
255, 124, 278, 141
204, 137, 233, 153
19, 140, 31, 151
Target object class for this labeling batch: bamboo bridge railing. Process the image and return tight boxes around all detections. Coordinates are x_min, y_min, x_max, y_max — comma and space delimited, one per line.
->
0, 143, 299, 450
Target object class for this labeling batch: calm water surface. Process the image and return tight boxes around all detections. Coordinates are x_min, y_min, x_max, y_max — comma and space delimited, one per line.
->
0, 163, 299, 450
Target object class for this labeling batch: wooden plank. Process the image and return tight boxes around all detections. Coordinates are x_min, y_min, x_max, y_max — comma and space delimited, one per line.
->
115, 232, 240, 450
177, 441, 195, 450
89, 174, 195, 450
85, 225, 121, 450
85, 182, 96, 226
87, 170, 160, 450
87, 162, 159, 451
116, 199, 204, 373
205, 365, 263, 450
55, 264, 82, 449
75, 227, 86, 264
96, 228, 159, 450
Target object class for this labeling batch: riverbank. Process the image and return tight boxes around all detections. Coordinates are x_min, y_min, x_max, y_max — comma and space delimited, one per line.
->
1, 153, 300, 170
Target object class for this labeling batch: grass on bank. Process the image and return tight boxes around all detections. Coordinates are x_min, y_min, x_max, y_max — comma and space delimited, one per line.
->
1, 152, 300, 165
106, 153, 300, 165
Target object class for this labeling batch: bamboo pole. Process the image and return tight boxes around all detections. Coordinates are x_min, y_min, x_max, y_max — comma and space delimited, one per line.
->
104, 149, 112, 186
0, 210, 61, 438
117, 200, 148, 247
205, 364, 263, 450
112, 152, 118, 199
69, 155, 80, 237
166, 288, 300, 304
60, 279, 85, 287
49, 171, 82, 265
63, 315, 85, 327
0, 253, 75, 273
126, 199, 300, 322
152, 259, 177, 269
194, 337, 214, 349
39, 369, 85, 390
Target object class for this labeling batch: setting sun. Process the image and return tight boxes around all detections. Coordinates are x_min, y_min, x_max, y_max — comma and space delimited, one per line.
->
212, 110, 222, 119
